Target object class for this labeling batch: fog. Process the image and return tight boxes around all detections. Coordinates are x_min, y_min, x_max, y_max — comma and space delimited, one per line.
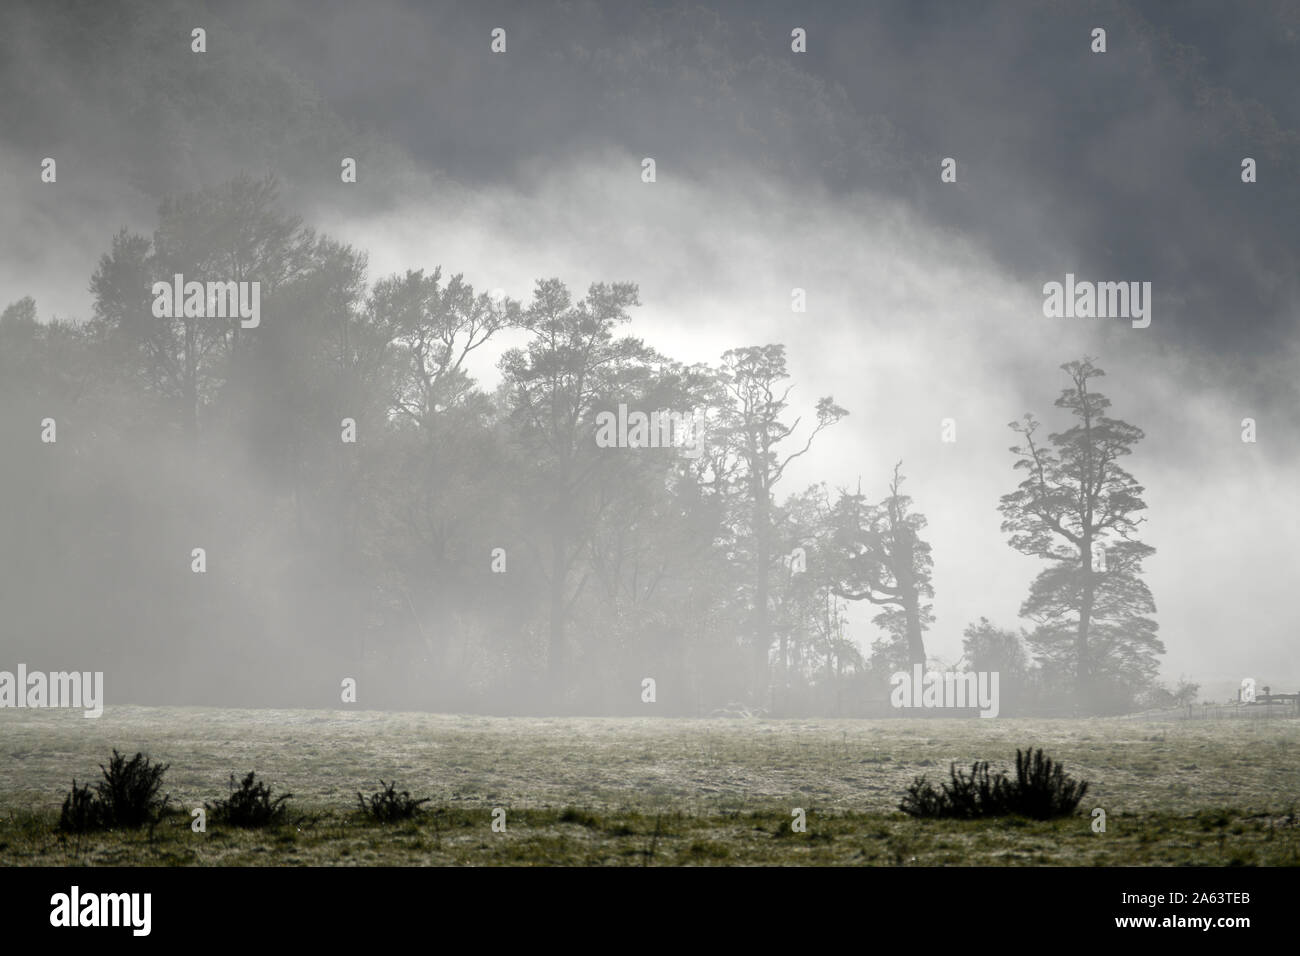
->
1, 0, 1296, 716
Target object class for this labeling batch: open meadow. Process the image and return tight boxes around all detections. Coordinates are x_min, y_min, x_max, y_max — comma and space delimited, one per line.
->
1, 707, 1297, 866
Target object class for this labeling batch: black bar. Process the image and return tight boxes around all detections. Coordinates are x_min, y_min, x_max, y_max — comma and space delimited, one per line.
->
1, 866, 1280, 943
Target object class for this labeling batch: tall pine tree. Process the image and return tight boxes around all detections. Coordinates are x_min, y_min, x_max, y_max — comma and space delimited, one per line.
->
1000, 359, 1162, 714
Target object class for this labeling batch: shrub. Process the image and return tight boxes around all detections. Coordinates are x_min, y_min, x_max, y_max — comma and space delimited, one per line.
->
57, 750, 172, 832
900, 748, 1088, 820
558, 806, 602, 828
95, 750, 171, 828
58, 779, 101, 833
208, 771, 293, 828
1007, 747, 1089, 819
356, 780, 430, 823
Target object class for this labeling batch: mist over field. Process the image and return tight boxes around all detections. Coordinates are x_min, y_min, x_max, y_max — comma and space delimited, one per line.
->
3, 2, 1300, 891
1, 0, 1296, 720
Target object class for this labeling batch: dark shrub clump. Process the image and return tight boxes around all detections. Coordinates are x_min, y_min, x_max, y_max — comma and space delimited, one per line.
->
58, 780, 100, 833
58, 750, 171, 832
207, 771, 293, 828
357, 780, 431, 823
900, 747, 1089, 820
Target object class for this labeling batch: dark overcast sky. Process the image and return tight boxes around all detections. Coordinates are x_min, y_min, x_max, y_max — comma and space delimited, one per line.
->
214, 0, 1300, 357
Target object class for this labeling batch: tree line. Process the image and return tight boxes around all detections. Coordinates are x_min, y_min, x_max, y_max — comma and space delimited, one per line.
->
0, 174, 1169, 716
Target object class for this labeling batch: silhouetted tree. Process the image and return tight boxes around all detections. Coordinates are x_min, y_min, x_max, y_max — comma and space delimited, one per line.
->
716, 344, 846, 704
999, 358, 1161, 714
500, 279, 650, 697
828, 462, 933, 666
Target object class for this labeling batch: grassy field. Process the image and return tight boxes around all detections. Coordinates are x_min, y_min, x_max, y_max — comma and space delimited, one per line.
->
1, 707, 1297, 865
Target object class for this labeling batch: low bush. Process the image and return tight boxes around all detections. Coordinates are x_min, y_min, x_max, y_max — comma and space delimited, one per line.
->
58, 780, 100, 834
207, 771, 293, 828
356, 780, 430, 823
900, 747, 1088, 820
58, 750, 171, 832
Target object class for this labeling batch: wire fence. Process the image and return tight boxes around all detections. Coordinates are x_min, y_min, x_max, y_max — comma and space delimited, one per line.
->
1178, 694, 1300, 721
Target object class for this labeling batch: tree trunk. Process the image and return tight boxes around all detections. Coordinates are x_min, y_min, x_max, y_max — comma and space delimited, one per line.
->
894, 526, 926, 666
1076, 541, 1094, 712
753, 492, 771, 705
902, 591, 926, 666
549, 526, 567, 697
